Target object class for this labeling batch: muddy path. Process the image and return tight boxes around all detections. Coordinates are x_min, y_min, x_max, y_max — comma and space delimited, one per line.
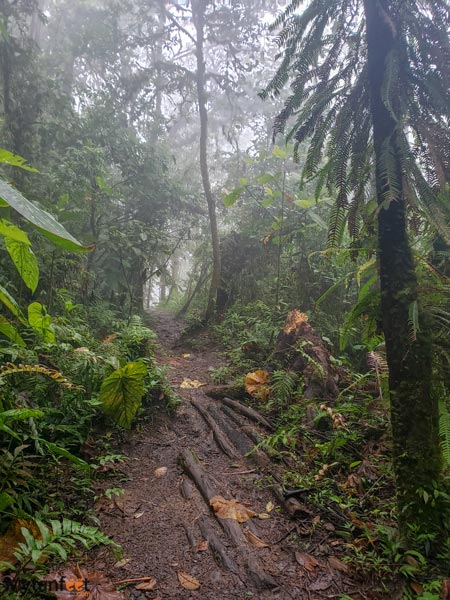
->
93, 311, 365, 600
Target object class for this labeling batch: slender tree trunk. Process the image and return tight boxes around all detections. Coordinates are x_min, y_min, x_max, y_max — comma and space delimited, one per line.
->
192, 0, 221, 322
363, 0, 443, 542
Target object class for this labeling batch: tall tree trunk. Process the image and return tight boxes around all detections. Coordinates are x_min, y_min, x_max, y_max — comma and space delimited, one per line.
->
192, 0, 221, 322
363, 0, 443, 541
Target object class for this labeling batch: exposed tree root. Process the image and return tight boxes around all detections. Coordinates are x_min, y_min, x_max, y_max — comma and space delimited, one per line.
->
190, 398, 239, 458
179, 449, 277, 590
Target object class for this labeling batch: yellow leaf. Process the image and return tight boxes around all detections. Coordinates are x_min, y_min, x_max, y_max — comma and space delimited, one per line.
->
180, 378, 207, 389
154, 467, 168, 478
210, 495, 257, 523
181, 353, 191, 359
244, 370, 269, 397
258, 513, 270, 519
266, 501, 274, 512
246, 529, 270, 548
177, 572, 201, 590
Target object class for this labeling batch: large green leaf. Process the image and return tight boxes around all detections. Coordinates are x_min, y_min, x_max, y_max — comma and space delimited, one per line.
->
5, 237, 39, 293
27, 302, 55, 343
0, 179, 93, 253
0, 317, 26, 347
0, 219, 30, 244
0, 284, 27, 325
0, 149, 38, 172
99, 362, 148, 429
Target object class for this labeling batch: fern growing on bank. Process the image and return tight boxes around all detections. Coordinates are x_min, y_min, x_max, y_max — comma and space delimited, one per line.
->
270, 370, 298, 406
439, 400, 450, 469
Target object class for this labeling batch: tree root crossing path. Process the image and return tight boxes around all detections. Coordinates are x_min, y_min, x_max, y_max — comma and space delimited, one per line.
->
95, 311, 367, 600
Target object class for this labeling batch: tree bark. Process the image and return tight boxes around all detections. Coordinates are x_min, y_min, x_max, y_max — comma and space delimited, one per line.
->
363, 0, 443, 541
192, 0, 221, 322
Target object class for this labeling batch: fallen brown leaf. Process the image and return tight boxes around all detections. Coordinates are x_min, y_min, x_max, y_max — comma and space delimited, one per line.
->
295, 551, 319, 573
135, 579, 157, 590
197, 540, 209, 552
246, 530, 270, 548
45, 567, 126, 600
210, 495, 256, 523
177, 572, 201, 590
327, 556, 349, 573
114, 558, 131, 569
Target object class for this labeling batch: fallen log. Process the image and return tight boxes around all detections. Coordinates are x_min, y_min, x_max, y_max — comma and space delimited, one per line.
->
179, 449, 277, 590
207, 404, 254, 455
190, 398, 239, 459
197, 516, 240, 575
221, 397, 274, 431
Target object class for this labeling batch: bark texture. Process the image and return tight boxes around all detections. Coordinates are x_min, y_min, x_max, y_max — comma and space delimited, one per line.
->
363, 0, 443, 540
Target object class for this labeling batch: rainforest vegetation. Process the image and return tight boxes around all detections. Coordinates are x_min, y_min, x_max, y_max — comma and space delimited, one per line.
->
0, 1, 449, 599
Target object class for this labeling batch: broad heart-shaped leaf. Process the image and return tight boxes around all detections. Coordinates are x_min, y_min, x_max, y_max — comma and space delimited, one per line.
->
0, 179, 93, 253
27, 302, 55, 343
0, 317, 26, 347
99, 362, 148, 429
0, 149, 38, 172
0, 283, 27, 325
5, 237, 39, 292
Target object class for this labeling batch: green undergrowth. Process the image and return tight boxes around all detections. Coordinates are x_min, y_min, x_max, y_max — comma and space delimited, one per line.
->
0, 306, 177, 597
250, 369, 450, 598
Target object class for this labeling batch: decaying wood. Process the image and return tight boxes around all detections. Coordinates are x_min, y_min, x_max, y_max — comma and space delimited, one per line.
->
179, 449, 277, 589
197, 516, 240, 575
207, 404, 254, 455
180, 477, 194, 499
190, 398, 239, 459
221, 397, 274, 431
221, 405, 262, 445
206, 384, 246, 401
272, 309, 340, 400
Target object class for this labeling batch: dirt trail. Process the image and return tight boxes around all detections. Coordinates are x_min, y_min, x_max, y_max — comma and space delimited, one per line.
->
94, 311, 361, 600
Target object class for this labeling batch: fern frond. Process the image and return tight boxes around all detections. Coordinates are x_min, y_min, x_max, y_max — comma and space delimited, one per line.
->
439, 400, 450, 468
0, 362, 83, 390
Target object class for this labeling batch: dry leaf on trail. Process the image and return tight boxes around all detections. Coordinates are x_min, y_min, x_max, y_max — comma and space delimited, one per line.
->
210, 495, 256, 522
258, 513, 270, 520
114, 558, 131, 569
133, 511, 144, 519
295, 551, 319, 572
177, 572, 201, 590
244, 370, 269, 397
180, 378, 207, 388
197, 540, 209, 552
327, 556, 349, 573
181, 353, 191, 359
135, 579, 157, 590
154, 467, 167, 478
266, 501, 274, 512
246, 529, 270, 548
45, 567, 125, 600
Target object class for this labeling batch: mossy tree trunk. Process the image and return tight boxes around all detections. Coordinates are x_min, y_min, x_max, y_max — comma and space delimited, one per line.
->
363, 0, 443, 541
